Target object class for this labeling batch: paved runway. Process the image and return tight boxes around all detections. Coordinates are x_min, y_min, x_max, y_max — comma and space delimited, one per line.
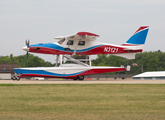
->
1, 78, 165, 84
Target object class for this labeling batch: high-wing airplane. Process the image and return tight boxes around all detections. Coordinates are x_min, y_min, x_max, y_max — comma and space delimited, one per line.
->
13, 55, 126, 80
23, 26, 149, 59
12, 26, 149, 81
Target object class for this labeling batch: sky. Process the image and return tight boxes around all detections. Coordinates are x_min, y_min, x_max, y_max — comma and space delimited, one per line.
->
0, 0, 165, 63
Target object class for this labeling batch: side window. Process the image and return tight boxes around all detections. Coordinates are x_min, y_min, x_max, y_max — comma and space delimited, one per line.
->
67, 40, 74, 45
58, 38, 65, 45
78, 41, 85, 46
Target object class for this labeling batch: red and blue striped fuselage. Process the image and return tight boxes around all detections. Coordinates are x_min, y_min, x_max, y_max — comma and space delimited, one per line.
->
24, 26, 149, 59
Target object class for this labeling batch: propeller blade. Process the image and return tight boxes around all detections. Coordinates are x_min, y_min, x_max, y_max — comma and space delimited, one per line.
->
25, 39, 30, 47
27, 39, 30, 47
26, 39, 28, 46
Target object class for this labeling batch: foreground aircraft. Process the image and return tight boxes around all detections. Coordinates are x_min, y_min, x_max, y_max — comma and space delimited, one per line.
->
13, 55, 126, 80
12, 26, 149, 80
23, 26, 149, 59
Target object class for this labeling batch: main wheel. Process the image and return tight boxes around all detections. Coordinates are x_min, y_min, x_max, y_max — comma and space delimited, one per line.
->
78, 76, 84, 81
16, 76, 20, 81
73, 76, 78, 80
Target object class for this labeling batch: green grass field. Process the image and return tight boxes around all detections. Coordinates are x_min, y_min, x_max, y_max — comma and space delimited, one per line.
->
0, 84, 165, 120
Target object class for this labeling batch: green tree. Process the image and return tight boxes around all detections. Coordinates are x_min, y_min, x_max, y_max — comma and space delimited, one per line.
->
0, 54, 53, 67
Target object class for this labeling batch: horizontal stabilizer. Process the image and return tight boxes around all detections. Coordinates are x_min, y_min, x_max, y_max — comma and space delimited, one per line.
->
113, 53, 136, 59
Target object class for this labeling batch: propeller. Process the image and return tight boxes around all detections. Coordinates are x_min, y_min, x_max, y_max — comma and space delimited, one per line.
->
25, 39, 30, 67
26, 39, 30, 47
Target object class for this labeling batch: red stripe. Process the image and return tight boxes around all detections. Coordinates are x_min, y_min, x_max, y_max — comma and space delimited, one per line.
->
22, 68, 126, 79
22, 74, 77, 79
78, 68, 126, 76
134, 26, 149, 34
121, 44, 139, 46
77, 32, 99, 37
29, 45, 142, 55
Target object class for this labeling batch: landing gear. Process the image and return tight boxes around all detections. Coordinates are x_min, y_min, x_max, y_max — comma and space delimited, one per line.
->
11, 76, 16, 80
73, 76, 84, 81
11, 75, 20, 81
73, 77, 78, 80
78, 76, 84, 81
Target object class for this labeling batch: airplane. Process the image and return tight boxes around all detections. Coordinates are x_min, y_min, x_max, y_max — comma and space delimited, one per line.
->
13, 55, 127, 80
12, 26, 149, 81
23, 26, 149, 60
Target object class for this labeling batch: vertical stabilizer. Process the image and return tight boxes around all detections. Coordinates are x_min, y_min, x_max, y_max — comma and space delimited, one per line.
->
122, 26, 149, 45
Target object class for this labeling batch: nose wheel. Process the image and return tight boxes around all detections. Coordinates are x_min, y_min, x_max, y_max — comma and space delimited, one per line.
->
11, 75, 20, 81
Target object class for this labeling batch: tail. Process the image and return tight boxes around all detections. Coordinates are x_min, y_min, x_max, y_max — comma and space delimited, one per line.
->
116, 26, 149, 59
122, 26, 149, 46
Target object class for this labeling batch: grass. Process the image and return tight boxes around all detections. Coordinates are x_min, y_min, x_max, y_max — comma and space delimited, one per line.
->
0, 84, 165, 120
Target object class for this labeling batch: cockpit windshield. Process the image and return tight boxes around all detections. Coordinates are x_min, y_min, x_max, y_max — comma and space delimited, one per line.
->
58, 37, 65, 45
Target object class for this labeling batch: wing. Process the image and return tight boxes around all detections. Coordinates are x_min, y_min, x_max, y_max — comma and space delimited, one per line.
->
54, 32, 99, 41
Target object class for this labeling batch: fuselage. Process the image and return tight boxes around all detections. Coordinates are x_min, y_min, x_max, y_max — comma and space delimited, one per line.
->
25, 41, 142, 55
22, 26, 149, 59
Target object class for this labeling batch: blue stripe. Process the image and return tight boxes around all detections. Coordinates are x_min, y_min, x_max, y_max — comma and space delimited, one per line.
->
13, 68, 20, 74
15, 69, 86, 77
126, 29, 149, 44
30, 43, 102, 52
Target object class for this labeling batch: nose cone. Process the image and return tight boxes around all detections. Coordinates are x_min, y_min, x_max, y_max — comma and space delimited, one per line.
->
22, 46, 29, 52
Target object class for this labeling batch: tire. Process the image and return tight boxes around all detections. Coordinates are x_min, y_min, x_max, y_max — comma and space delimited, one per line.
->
73, 76, 78, 80
78, 76, 84, 81
11, 76, 16, 80
16, 76, 20, 81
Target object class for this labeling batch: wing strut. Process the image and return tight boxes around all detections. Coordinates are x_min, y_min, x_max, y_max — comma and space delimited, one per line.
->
55, 55, 59, 67
64, 55, 89, 67
89, 55, 91, 66
72, 39, 79, 55
60, 55, 63, 66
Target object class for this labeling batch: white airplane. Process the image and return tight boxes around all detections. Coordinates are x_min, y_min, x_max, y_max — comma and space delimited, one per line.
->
23, 26, 149, 60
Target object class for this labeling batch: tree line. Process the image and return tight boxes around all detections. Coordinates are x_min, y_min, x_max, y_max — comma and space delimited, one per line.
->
0, 54, 52, 67
0, 51, 165, 74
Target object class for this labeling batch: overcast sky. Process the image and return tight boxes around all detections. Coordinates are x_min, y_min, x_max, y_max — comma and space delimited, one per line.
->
0, 0, 165, 63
